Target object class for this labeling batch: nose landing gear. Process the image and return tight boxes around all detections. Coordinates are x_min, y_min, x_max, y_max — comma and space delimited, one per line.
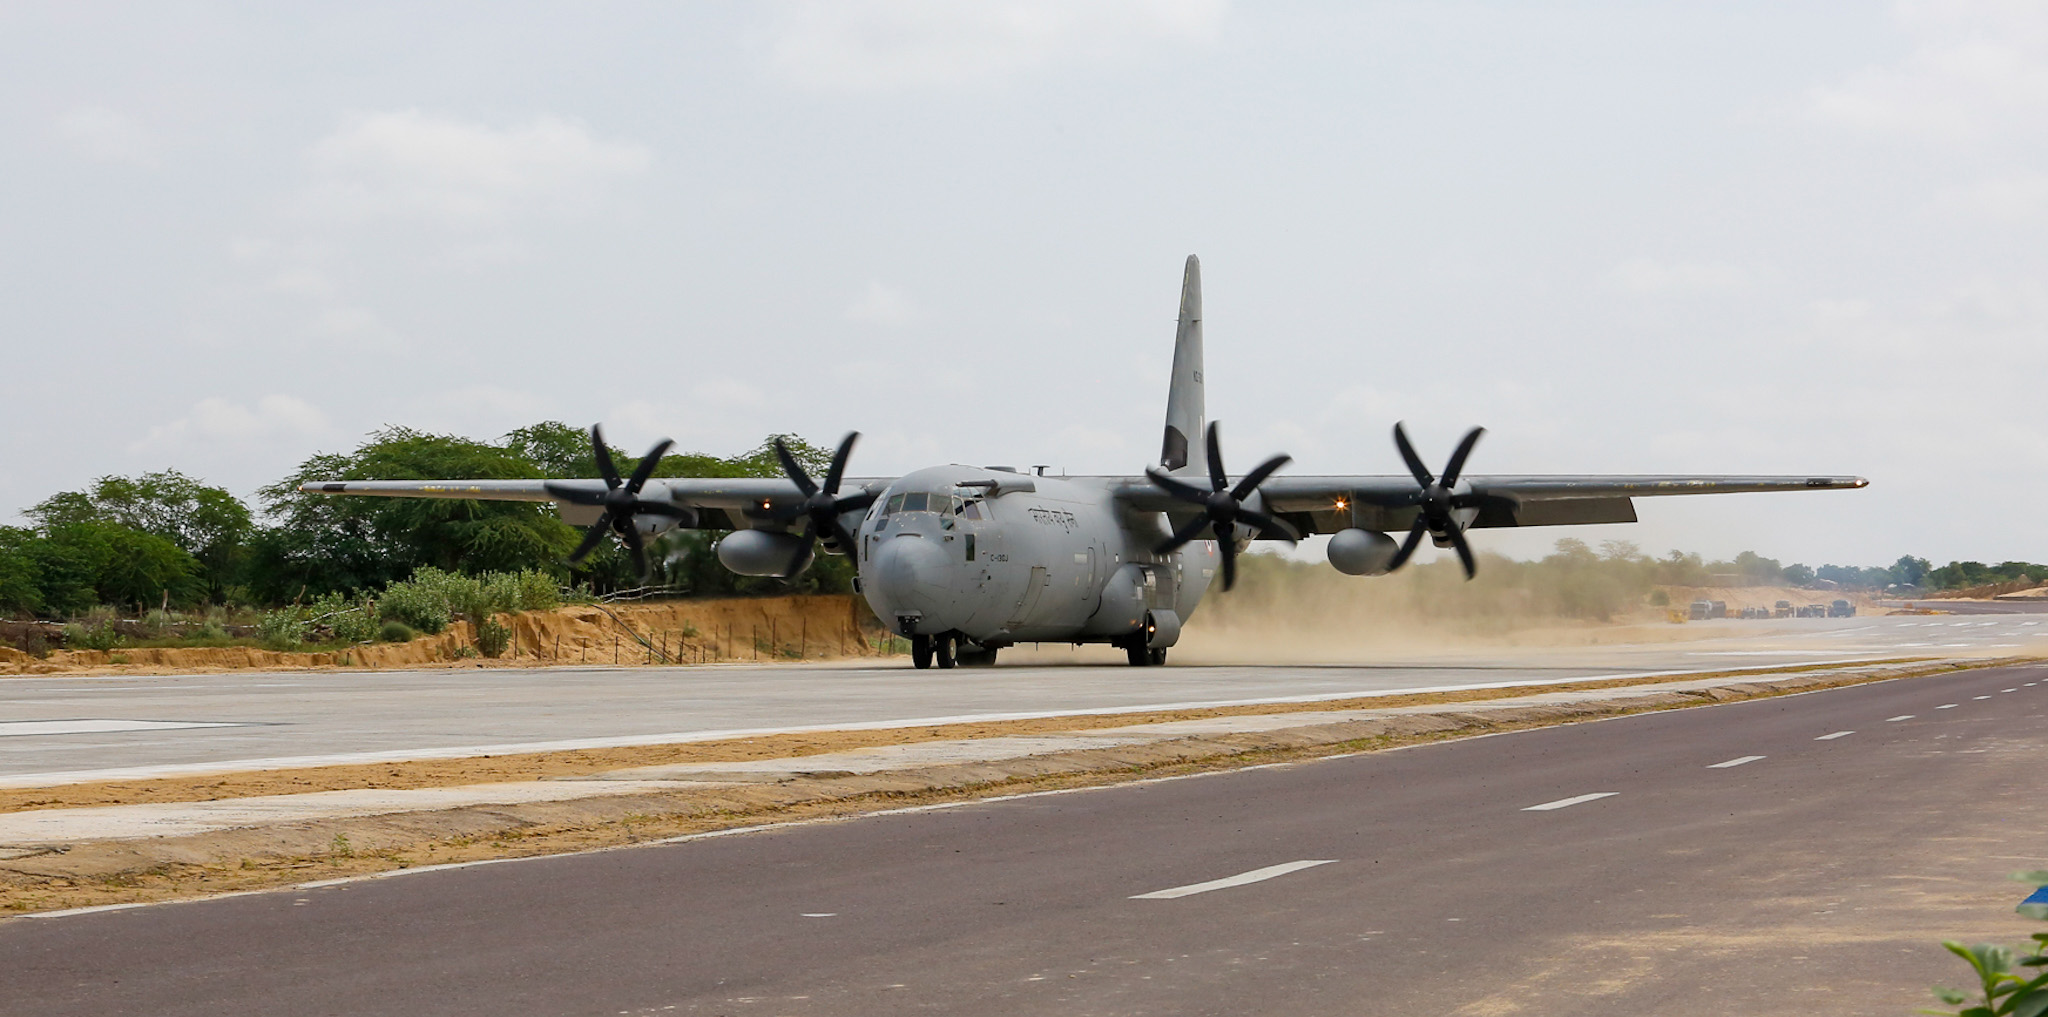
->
910, 634, 958, 669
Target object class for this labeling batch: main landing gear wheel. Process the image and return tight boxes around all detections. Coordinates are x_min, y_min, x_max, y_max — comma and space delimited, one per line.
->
935, 634, 956, 669
1149, 648, 1167, 666
1126, 642, 1148, 667
911, 634, 933, 670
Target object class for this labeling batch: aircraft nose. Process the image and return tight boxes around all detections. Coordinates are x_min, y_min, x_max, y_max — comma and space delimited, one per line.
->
868, 535, 957, 631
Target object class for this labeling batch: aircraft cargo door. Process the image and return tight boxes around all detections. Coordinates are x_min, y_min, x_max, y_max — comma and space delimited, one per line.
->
1006, 566, 1049, 629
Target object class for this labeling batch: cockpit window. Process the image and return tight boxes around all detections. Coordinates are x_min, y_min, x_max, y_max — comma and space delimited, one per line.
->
883, 493, 905, 515
902, 492, 929, 512
962, 501, 982, 520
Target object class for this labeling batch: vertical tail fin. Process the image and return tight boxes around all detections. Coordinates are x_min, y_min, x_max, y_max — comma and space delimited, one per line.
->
1160, 255, 1206, 474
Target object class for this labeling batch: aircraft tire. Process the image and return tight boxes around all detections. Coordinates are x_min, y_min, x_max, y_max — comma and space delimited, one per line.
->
911, 635, 933, 669
935, 635, 956, 669
1148, 648, 1167, 666
1125, 642, 1148, 666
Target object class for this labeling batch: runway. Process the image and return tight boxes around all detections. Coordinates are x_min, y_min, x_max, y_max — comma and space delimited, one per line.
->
1, 613, 2041, 785
5, 658, 2042, 1015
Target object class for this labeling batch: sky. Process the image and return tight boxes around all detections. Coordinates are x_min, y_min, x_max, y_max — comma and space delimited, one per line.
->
3, 1, 2045, 571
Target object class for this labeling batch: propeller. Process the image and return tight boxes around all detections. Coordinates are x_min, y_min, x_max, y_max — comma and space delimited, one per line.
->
1145, 421, 1300, 592
543, 425, 692, 581
1356, 422, 1512, 580
760, 432, 879, 578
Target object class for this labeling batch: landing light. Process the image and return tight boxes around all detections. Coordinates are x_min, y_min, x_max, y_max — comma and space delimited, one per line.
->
1335, 498, 1348, 510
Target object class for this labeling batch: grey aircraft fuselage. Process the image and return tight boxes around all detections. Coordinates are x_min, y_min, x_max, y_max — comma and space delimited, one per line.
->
853, 466, 1215, 649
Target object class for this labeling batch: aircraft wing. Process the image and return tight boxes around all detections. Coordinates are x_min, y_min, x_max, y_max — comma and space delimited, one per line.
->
299, 477, 898, 530
1110, 473, 1868, 536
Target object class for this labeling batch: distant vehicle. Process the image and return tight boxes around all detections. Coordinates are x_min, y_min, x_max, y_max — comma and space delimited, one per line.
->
1710, 600, 1729, 619
1794, 604, 1814, 618
1740, 606, 1759, 619
1828, 599, 1855, 618
1807, 603, 1828, 617
1689, 600, 1713, 621
1774, 600, 1793, 619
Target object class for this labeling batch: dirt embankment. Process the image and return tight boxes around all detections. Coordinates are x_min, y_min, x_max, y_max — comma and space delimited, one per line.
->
0, 595, 892, 676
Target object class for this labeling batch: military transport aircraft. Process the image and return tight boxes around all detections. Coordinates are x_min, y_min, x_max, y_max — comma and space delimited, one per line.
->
305, 256, 1866, 669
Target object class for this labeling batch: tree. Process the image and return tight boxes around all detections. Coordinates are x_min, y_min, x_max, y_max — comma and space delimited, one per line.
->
1889, 555, 1931, 588
1782, 563, 1816, 587
253, 427, 579, 601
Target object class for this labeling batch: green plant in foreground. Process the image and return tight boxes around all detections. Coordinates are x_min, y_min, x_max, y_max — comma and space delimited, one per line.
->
377, 620, 416, 643
1926, 870, 2048, 1016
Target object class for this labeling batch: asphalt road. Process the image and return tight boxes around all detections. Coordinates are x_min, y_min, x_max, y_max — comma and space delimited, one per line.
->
7, 661, 2044, 1016
3, 613, 2041, 784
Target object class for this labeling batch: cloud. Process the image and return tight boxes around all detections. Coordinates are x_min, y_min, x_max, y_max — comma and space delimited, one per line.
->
54, 106, 155, 165
1935, 172, 2048, 221
1602, 259, 1750, 296
1805, 1, 2048, 140
766, 0, 1226, 90
844, 281, 923, 325
131, 395, 334, 454
299, 110, 651, 226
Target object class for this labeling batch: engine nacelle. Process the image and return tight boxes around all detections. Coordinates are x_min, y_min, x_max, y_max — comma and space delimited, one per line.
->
1144, 609, 1182, 649
717, 529, 814, 577
1327, 527, 1401, 576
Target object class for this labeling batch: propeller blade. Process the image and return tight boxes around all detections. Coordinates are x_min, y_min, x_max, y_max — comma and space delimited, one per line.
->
834, 489, 879, 514
1439, 427, 1486, 488
543, 482, 608, 507
1236, 507, 1300, 543
1386, 516, 1429, 572
773, 438, 819, 498
1205, 422, 1228, 492
1447, 523, 1477, 579
829, 520, 861, 558
824, 432, 859, 495
1153, 513, 1213, 556
1229, 453, 1293, 502
566, 515, 613, 564
620, 521, 649, 580
784, 531, 815, 579
624, 438, 674, 495
1392, 422, 1434, 487
591, 425, 622, 489
1217, 528, 1238, 591
1145, 468, 1211, 504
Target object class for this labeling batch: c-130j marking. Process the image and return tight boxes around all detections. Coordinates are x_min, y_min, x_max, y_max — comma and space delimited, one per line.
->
307, 256, 1866, 669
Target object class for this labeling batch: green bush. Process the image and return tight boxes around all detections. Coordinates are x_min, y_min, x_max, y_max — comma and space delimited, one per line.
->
378, 620, 417, 643
306, 592, 379, 645
65, 608, 123, 651
476, 617, 510, 658
256, 608, 308, 651
377, 571, 454, 634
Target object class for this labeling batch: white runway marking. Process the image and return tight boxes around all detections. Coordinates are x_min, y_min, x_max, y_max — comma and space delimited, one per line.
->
1815, 731, 1855, 741
1938, 704, 1958, 709
2029, 683, 2039, 687
1708, 755, 1765, 769
1974, 696, 1992, 700
2005, 689, 2018, 693
0, 720, 242, 738
1887, 715, 1915, 722
800, 913, 837, 918
1523, 793, 1618, 812
1130, 859, 1336, 899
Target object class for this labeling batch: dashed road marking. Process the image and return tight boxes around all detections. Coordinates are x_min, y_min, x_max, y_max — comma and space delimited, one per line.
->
1708, 756, 1765, 769
1523, 793, 1618, 812
1974, 696, 1993, 701
1131, 859, 1337, 900
1938, 704, 1959, 709
1816, 731, 1855, 741
1886, 715, 1915, 722
2005, 689, 2018, 693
